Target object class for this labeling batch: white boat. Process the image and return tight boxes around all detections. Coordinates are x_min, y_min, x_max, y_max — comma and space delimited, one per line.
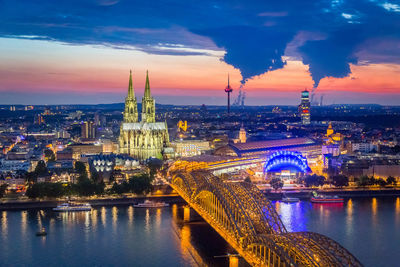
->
134, 200, 169, 208
282, 197, 300, 203
53, 202, 92, 211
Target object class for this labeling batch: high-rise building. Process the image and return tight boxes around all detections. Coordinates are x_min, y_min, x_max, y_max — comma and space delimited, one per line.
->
81, 121, 96, 139
299, 90, 311, 125
239, 125, 247, 143
224, 74, 233, 113
119, 70, 170, 160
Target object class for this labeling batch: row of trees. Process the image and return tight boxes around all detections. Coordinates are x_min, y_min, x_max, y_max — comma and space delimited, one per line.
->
355, 175, 397, 187
25, 161, 154, 199
269, 174, 398, 191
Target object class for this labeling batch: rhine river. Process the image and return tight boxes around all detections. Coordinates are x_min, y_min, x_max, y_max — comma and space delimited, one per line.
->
1, 197, 399, 267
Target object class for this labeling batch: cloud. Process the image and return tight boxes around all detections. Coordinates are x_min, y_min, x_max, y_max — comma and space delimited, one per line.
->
0, 0, 399, 87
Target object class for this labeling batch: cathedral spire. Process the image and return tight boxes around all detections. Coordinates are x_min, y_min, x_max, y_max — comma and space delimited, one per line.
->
128, 70, 134, 98
144, 70, 151, 98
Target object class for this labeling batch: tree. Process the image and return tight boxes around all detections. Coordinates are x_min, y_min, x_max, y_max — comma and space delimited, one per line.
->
357, 175, 370, 187
129, 174, 152, 195
75, 161, 88, 181
147, 158, 163, 180
0, 184, 8, 198
331, 175, 349, 188
34, 160, 48, 176
44, 149, 56, 162
25, 182, 65, 199
270, 178, 284, 192
387, 176, 397, 186
302, 174, 325, 187
377, 178, 388, 187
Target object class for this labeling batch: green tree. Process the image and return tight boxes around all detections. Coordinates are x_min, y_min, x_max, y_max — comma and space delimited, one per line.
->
25, 182, 65, 199
331, 175, 349, 187
147, 158, 163, 180
0, 184, 8, 198
129, 174, 152, 195
270, 178, 284, 192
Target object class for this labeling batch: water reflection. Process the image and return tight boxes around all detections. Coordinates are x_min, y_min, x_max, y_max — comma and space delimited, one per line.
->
346, 199, 354, 236
275, 201, 308, 232
395, 197, 400, 224
101, 206, 106, 226
1, 211, 7, 240
371, 197, 378, 227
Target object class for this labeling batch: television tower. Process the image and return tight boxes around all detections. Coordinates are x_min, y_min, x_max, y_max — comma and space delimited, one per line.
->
224, 74, 233, 113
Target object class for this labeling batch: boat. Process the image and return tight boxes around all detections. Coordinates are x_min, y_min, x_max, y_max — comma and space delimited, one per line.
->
282, 197, 300, 203
53, 202, 92, 211
36, 228, 47, 236
134, 200, 169, 208
311, 191, 344, 203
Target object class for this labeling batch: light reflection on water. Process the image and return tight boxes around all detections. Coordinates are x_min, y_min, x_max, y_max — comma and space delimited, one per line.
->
274, 197, 400, 267
1, 198, 400, 266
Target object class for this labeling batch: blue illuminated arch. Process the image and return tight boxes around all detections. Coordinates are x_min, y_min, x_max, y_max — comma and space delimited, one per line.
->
263, 151, 311, 174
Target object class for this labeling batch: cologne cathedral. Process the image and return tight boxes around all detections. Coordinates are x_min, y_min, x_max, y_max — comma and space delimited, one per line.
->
119, 71, 170, 160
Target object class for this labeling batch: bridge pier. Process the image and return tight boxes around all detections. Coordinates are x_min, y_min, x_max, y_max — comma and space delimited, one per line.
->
228, 255, 239, 267
183, 205, 201, 222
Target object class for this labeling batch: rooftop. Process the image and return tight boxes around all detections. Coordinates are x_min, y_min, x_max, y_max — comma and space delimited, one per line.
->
230, 137, 316, 152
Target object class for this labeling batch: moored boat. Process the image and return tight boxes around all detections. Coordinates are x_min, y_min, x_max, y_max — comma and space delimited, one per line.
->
282, 197, 300, 203
311, 191, 344, 203
36, 228, 47, 236
53, 202, 92, 211
134, 200, 169, 208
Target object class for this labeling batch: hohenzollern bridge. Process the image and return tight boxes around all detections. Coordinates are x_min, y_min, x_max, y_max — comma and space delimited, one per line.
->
167, 160, 362, 267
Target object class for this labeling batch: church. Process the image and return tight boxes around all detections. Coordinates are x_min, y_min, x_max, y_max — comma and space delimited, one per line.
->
119, 70, 170, 160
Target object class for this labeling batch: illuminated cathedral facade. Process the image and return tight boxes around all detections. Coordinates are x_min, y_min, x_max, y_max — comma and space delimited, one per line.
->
119, 71, 170, 160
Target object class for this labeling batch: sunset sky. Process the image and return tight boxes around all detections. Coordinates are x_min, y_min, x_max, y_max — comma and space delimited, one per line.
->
0, 0, 400, 105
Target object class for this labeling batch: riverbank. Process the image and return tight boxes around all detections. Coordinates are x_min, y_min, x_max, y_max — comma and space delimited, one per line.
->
0, 194, 184, 210
265, 188, 400, 200
2, 188, 400, 210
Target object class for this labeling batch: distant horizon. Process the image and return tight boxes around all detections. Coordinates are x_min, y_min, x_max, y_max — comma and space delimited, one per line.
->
1, 101, 398, 107
1, 1, 400, 105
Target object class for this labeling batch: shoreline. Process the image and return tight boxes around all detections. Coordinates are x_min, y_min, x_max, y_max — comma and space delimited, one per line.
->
0, 194, 184, 211
2, 188, 400, 210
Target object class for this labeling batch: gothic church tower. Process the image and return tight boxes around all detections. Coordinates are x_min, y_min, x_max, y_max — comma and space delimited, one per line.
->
141, 71, 155, 123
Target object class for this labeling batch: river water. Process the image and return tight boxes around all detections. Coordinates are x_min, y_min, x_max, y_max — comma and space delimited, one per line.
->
1, 197, 399, 267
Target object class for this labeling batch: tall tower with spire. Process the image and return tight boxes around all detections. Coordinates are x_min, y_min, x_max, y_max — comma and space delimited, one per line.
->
123, 70, 138, 123
224, 74, 233, 114
141, 70, 155, 123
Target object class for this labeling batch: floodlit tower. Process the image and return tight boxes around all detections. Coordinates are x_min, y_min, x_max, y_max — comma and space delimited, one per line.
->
224, 74, 233, 113
239, 124, 247, 143
299, 89, 311, 125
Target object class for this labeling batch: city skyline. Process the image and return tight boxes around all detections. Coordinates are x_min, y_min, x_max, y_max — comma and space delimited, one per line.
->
1, 0, 400, 105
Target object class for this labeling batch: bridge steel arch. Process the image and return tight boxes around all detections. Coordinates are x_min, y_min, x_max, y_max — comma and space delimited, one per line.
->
169, 168, 362, 267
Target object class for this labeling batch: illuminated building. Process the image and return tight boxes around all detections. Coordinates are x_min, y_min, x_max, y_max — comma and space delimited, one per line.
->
172, 140, 210, 157
263, 151, 311, 181
224, 74, 233, 113
298, 90, 310, 125
81, 121, 96, 139
119, 71, 170, 160
216, 137, 321, 159
34, 114, 44, 125
239, 124, 246, 143
177, 120, 188, 132
322, 122, 343, 156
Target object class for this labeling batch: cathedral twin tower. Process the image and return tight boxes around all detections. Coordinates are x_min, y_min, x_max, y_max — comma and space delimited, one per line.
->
119, 71, 169, 160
